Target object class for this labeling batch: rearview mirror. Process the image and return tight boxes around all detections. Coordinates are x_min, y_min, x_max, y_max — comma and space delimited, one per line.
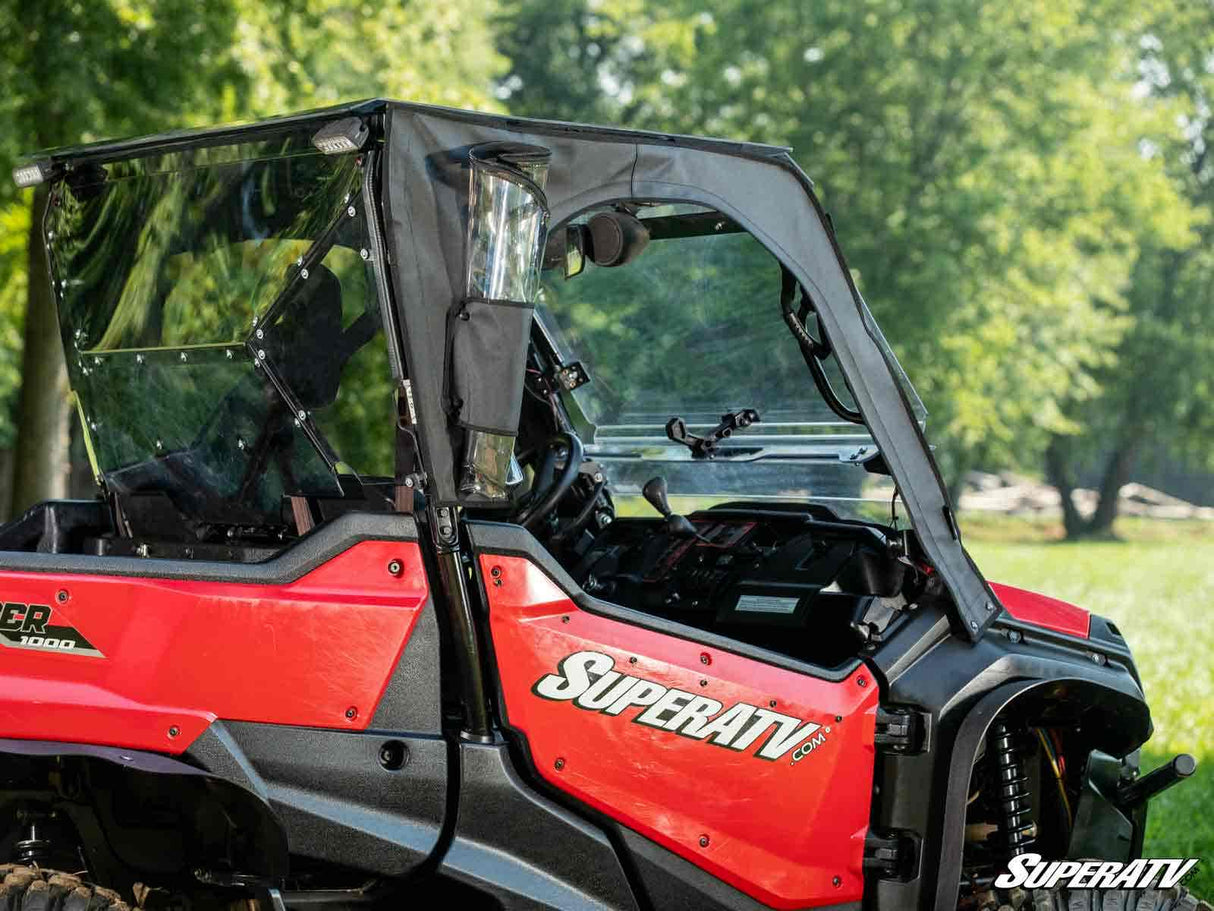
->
543, 226, 586, 280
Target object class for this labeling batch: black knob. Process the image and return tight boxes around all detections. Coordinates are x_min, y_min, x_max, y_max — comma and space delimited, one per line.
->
642, 476, 672, 518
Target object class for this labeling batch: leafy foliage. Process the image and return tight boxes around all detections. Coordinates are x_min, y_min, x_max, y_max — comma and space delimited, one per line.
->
498, 0, 1206, 502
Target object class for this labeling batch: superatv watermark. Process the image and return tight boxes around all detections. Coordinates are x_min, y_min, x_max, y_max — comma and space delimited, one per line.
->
533, 650, 830, 763
995, 853, 1199, 890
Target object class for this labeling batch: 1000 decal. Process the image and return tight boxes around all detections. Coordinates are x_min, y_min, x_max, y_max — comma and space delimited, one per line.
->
533, 650, 830, 764
0, 601, 104, 657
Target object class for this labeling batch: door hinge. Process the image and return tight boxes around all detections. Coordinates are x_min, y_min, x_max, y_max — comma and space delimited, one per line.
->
874, 707, 927, 754
863, 829, 917, 879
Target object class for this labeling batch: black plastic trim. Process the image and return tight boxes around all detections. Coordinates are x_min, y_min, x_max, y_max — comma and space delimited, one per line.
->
439, 741, 640, 911
0, 511, 417, 582
466, 520, 860, 682
188, 720, 447, 879
617, 826, 859, 911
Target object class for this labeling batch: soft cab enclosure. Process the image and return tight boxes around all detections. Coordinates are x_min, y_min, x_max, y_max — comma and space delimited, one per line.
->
0, 100, 1161, 911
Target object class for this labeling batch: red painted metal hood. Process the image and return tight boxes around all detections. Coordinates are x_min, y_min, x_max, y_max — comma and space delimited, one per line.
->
989, 582, 1091, 639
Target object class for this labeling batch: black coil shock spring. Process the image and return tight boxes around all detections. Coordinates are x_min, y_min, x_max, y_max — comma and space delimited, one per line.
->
989, 722, 1035, 855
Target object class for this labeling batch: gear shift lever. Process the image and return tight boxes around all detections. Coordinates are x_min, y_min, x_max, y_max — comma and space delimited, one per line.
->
642, 477, 700, 537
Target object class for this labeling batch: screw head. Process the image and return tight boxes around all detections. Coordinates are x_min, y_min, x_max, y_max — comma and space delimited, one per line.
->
700, 652, 712, 666
56, 590, 68, 603
629, 656, 638, 664
835, 714, 843, 722
554, 757, 566, 771
699, 679, 708, 687
387, 559, 403, 576
769, 699, 777, 708
699, 835, 710, 847
345, 706, 358, 720
857, 676, 868, 688
832, 876, 842, 887
490, 566, 502, 577
561, 615, 570, 623
168, 725, 180, 738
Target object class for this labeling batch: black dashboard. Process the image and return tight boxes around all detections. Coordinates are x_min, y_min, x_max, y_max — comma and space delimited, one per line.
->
568, 505, 911, 667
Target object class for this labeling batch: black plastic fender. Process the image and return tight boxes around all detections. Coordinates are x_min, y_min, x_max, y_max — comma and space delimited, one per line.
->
0, 738, 288, 879
931, 677, 1151, 911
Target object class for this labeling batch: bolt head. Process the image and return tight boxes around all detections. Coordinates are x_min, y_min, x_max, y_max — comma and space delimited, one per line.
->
345, 706, 358, 720
554, 757, 565, 771
56, 590, 68, 603
700, 652, 711, 665
388, 559, 403, 576
168, 725, 180, 738
832, 876, 842, 887
699, 835, 710, 847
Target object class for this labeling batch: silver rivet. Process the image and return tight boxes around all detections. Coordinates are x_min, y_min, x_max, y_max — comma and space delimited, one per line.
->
295, 257, 303, 267
360, 248, 369, 260
258, 349, 266, 360
255, 328, 263, 339
347, 205, 356, 217
93, 356, 100, 366
969, 620, 978, 630
225, 349, 233, 360
135, 354, 144, 365
293, 418, 301, 427
297, 409, 306, 420
301, 268, 309, 280
404, 477, 415, 488
179, 352, 188, 362
985, 601, 994, 612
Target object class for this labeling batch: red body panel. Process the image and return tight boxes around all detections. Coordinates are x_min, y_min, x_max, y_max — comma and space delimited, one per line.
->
0, 541, 428, 753
482, 553, 879, 910
991, 581, 1090, 639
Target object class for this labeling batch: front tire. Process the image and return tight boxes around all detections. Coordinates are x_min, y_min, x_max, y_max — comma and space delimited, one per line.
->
1027, 886, 1211, 910
0, 867, 131, 911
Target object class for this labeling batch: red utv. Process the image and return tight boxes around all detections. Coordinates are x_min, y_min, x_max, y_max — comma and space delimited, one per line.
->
0, 100, 1201, 911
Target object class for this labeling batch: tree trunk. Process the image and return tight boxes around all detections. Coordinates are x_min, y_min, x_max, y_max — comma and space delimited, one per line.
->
10, 189, 71, 515
1045, 435, 1087, 540
1086, 439, 1138, 537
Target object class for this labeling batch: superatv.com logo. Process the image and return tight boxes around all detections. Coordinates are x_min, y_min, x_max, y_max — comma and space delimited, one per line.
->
995, 853, 1199, 891
532, 650, 830, 763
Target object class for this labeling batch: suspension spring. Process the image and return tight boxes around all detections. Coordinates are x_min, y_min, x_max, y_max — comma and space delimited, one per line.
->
14, 817, 53, 865
989, 722, 1035, 856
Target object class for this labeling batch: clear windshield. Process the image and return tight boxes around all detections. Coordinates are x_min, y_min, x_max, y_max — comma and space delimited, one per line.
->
536, 203, 926, 521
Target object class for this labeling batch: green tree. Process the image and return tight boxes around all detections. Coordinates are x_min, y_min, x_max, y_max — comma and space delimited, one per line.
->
497, 0, 1197, 503
0, 0, 245, 514
1046, 7, 1214, 537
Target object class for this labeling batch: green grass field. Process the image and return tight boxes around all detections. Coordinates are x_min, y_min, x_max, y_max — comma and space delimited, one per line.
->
965, 515, 1214, 895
